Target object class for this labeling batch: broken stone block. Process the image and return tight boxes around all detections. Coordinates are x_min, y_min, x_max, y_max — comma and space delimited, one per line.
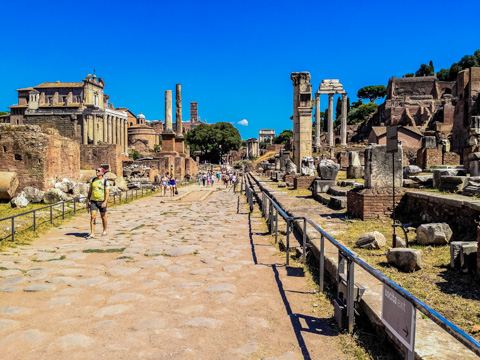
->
301, 157, 315, 176
449, 241, 472, 269
328, 196, 346, 210
0, 172, 19, 200
386, 248, 424, 272
422, 136, 437, 149
403, 165, 422, 177
55, 178, 75, 193
43, 188, 68, 204
23, 187, 45, 203
394, 236, 406, 248
438, 176, 468, 192
355, 231, 386, 249
348, 151, 361, 167
115, 176, 128, 191
460, 244, 477, 273
11, 191, 29, 208
432, 169, 458, 188
347, 166, 363, 179
416, 223, 452, 245
469, 152, 480, 176
410, 175, 433, 185
317, 159, 340, 180
312, 179, 336, 194
72, 183, 89, 198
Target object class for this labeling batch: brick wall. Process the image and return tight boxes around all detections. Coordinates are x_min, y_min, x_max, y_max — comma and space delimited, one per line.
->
443, 152, 460, 166
266, 144, 284, 153
294, 176, 315, 189
162, 133, 176, 152
347, 188, 403, 220
284, 174, 295, 184
174, 156, 185, 179
24, 114, 79, 141
0, 125, 80, 193
185, 158, 197, 177
81, 144, 122, 176
416, 148, 442, 168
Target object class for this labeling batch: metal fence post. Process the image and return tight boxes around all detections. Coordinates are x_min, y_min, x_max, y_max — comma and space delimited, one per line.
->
50, 205, 53, 224
11, 217, 14, 242
347, 259, 355, 333
302, 218, 307, 264
33, 211, 36, 231
73, 198, 76, 215
62, 202, 65, 220
275, 207, 278, 244
319, 234, 325, 292
286, 218, 290, 266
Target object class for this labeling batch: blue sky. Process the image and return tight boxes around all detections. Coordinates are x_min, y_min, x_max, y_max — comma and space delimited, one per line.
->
1, 0, 479, 140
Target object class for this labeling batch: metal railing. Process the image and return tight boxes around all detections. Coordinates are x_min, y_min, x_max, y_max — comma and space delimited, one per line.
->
242, 173, 480, 358
0, 187, 158, 243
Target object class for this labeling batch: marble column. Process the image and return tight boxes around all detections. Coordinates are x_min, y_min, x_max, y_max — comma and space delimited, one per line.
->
328, 94, 334, 147
314, 92, 321, 148
165, 90, 173, 131
117, 118, 121, 148
113, 117, 117, 145
341, 93, 347, 146
124, 120, 128, 153
176, 84, 182, 134
82, 116, 88, 144
93, 114, 98, 145
103, 116, 107, 143
107, 116, 112, 144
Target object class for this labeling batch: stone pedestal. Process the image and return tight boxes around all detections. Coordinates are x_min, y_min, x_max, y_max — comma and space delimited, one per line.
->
312, 179, 336, 194
162, 131, 176, 152
175, 134, 185, 154
365, 145, 403, 189
347, 166, 364, 179
294, 176, 315, 190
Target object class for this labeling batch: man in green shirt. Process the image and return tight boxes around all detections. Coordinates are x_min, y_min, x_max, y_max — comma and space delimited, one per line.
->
86, 168, 110, 238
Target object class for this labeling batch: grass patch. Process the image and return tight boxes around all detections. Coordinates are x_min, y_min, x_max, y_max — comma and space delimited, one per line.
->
117, 255, 134, 260
335, 219, 480, 341
0, 266, 9, 270
0, 202, 46, 219
131, 224, 145, 231
83, 247, 126, 254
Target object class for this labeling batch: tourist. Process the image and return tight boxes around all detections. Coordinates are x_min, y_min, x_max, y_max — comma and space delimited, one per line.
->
207, 173, 211, 186
161, 173, 169, 197
170, 175, 176, 196
86, 167, 109, 238
202, 173, 207, 186
217, 172, 220, 183
231, 173, 237, 192
198, 176, 201, 186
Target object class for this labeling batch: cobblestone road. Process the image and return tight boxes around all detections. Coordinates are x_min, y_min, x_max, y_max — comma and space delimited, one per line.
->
0, 183, 343, 360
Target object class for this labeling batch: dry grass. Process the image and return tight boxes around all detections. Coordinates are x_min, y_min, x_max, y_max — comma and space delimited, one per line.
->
268, 182, 312, 197
0, 202, 46, 219
336, 219, 480, 341
253, 151, 275, 167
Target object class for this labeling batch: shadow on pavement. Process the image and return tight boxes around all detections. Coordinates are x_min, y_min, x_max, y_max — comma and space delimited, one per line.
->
65, 232, 89, 238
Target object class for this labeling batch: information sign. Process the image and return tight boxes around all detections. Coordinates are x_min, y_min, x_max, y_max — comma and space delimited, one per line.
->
386, 126, 398, 153
382, 284, 416, 351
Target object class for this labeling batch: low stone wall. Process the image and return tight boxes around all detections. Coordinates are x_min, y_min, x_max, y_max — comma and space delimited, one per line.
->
417, 148, 442, 168
347, 188, 403, 220
284, 174, 295, 184
443, 152, 460, 166
400, 191, 480, 242
293, 176, 315, 190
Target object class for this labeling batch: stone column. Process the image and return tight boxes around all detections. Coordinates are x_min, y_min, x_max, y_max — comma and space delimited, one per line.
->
176, 84, 182, 134
341, 93, 347, 146
113, 117, 117, 145
328, 94, 334, 147
124, 120, 128, 153
107, 116, 112, 144
82, 116, 88, 144
120, 118, 124, 153
291, 72, 313, 170
314, 92, 321, 149
165, 90, 173, 131
103, 116, 107, 143
93, 114, 98, 145
117, 118, 122, 149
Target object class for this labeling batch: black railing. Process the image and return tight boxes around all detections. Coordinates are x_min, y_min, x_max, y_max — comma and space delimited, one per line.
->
242, 173, 480, 357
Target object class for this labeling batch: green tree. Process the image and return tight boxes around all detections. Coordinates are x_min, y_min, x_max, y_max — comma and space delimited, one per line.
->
437, 68, 450, 81
357, 85, 387, 103
184, 122, 241, 163
273, 129, 293, 144
404, 73, 414, 78
347, 102, 378, 125
415, 61, 435, 77
129, 149, 139, 160
0, 111, 9, 116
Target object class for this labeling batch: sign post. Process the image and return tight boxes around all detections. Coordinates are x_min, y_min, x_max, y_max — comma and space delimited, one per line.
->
386, 126, 398, 247
382, 283, 416, 359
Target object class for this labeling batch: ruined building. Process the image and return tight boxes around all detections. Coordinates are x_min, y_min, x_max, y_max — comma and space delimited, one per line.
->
7, 74, 129, 153
373, 67, 480, 154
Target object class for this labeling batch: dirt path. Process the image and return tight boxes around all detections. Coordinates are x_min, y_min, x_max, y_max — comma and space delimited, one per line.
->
0, 182, 345, 360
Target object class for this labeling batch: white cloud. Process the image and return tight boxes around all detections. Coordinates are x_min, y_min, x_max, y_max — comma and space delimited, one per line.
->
238, 119, 248, 126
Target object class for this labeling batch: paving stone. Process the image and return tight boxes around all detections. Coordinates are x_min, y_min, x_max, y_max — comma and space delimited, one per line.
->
0, 286, 22, 293
70, 276, 109, 287
25, 268, 51, 277
99, 281, 130, 291
133, 318, 166, 330
174, 305, 205, 315
48, 296, 76, 306
0, 318, 20, 334
33, 253, 64, 261
24, 283, 56, 292
205, 283, 237, 294
0, 269, 23, 277
93, 304, 131, 318
66, 252, 88, 260
232, 342, 259, 354
175, 282, 203, 288
190, 268, 214, 275
2, 276, 26, 285
201, 259, 222, 265
166, 265, 188, 273
0, 329, 46, 347
223, 264, 242, 272
108, 267, 141, 277
0, 306, 23, 316
53, 269, 86, 277
263, 351, 302, 360
46, 276, 77, 284
59, 333, 94, 349
107, 293, 145, 304
57, 288, 83, 296
180, 317, 222, 329
165, 245, 200, 257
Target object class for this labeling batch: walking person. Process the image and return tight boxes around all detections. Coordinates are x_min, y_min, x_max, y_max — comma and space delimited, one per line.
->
202, 173, 206, 186
86, 168, 109, 238
210, 173, 215, 187
161, 173, 169, 197
170, 175, 176, 196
